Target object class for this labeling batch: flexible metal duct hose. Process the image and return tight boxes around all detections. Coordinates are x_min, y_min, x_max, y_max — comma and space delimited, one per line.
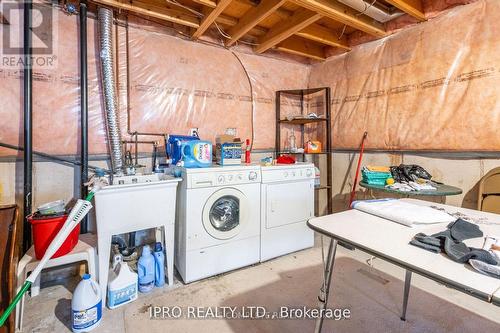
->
98, 8, 123, 173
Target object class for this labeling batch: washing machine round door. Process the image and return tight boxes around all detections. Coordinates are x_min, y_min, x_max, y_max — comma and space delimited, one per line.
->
202, 188, 249, 240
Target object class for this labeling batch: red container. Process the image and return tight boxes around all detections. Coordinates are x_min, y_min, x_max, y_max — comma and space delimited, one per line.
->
28, 214, 80, 260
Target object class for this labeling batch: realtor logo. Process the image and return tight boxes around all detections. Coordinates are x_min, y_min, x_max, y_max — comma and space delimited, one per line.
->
0, 1, 58, 68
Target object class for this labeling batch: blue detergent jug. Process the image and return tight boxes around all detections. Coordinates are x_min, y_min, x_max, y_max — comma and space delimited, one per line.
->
166, 135, 199, 165
153, 242, 165, 287
181, 140, 212, 168
137, 245, 155, 293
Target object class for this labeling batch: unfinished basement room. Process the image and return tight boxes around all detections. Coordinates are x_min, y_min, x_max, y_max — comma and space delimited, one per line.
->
0, 0, 499, 332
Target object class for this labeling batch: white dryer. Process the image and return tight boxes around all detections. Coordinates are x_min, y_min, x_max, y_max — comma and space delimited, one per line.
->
260, 163, 315, 261
175, 165, 261, 283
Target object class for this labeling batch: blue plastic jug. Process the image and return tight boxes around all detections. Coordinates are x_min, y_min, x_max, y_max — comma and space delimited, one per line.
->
166, 135, 199, 165
137, 245, 155, 293
153, 242, 165, 287
181, 140, 212, 168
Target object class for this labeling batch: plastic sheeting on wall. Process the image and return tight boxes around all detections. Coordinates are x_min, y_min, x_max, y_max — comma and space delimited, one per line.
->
0, 5, 310, 157
309, 0, 500, 151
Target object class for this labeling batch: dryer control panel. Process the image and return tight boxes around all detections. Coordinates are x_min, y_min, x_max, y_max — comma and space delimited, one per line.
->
261, 166, 315, 183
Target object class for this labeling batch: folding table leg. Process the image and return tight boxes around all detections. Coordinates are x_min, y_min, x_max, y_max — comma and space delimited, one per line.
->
314, 238, 338, 333
401, 270, 412, 321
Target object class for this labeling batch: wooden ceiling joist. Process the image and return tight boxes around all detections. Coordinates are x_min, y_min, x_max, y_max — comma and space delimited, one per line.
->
255, 8, 322, 54
297, 24, 350, 50
92, 0, 200, 28
226, 0, 286, 47
291, 0, 386, 37
385, 0, 426, 21
276, 36, 326, 61
192, 0, 217, 7
192, 0, 233, 39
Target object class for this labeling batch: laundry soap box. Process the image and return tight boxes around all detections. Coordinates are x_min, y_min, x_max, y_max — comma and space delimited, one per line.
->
216, 142, 242, 165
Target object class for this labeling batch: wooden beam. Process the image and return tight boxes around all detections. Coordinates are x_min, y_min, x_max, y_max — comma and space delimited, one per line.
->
226, 0, 286, 46
297, 24, 350, 50
216, 14, 268, 36
276, 36, 326, 61
385, 0, 426, 21
192, 0, 233, 39
192, 0, 217, 7
91, 0, 200, 28
291, 0, 386, 37
255, 8, 321, 53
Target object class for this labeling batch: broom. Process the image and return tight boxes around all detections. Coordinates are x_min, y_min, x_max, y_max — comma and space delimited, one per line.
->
0, 188, 98, 327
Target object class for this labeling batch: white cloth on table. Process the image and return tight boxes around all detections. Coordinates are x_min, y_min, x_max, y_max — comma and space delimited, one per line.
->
351, 199, 456, 227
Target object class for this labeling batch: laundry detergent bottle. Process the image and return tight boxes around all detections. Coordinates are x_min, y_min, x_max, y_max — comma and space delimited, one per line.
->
153, 242, 165, 287
181, 140, 212, 168
71, 274, 102, 333
107, 255, 138, 309
138, 245, 155, 293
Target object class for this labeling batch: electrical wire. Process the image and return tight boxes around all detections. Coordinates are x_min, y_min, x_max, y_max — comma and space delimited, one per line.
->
214, 21, 232, 39
165, 0, 203, 18
338, 24, 347, 40
230, 51, 256, 151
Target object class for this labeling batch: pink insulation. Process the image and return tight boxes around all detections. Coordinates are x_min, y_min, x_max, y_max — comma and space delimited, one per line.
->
0, 0, 497, 156
309, 0, 500, 151
0, 7, 310, 156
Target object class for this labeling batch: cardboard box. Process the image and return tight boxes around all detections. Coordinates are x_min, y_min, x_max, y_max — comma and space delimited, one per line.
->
216, 142, 242, 165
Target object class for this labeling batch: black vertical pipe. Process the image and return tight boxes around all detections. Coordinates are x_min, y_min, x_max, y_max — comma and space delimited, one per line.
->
80, 1, 89, 233
23, 0, 33, 252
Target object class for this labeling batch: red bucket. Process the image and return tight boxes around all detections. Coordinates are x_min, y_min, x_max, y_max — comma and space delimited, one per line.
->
28, 214, 80, 260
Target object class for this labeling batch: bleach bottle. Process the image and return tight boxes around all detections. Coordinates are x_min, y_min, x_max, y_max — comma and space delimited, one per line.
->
71, 274, 102, 333
153, 242, 165, 287
138, 245, 155, 293
107, 254, 138, 309
181, 140, 212, 168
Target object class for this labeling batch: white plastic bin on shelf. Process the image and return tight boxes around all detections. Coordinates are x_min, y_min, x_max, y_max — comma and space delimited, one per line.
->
94, 176, 181, 306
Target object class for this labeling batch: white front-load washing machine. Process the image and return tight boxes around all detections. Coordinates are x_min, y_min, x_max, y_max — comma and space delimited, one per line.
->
175, 165, 261, 283
260, 163, 315, 261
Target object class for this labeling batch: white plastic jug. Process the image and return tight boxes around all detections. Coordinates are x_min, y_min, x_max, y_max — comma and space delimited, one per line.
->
107, 255, 138, 309
71, 274, 102, 333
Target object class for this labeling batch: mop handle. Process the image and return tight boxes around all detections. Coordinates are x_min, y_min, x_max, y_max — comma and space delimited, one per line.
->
349, 132, 368, 207
0, 190, 97, 327
0, 281, 31, 326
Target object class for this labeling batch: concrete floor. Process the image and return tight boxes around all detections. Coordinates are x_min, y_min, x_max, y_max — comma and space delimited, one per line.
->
22, 242, 500, 333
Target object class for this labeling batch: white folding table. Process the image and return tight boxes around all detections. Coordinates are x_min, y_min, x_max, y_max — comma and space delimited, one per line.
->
307, 199, 500, 333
